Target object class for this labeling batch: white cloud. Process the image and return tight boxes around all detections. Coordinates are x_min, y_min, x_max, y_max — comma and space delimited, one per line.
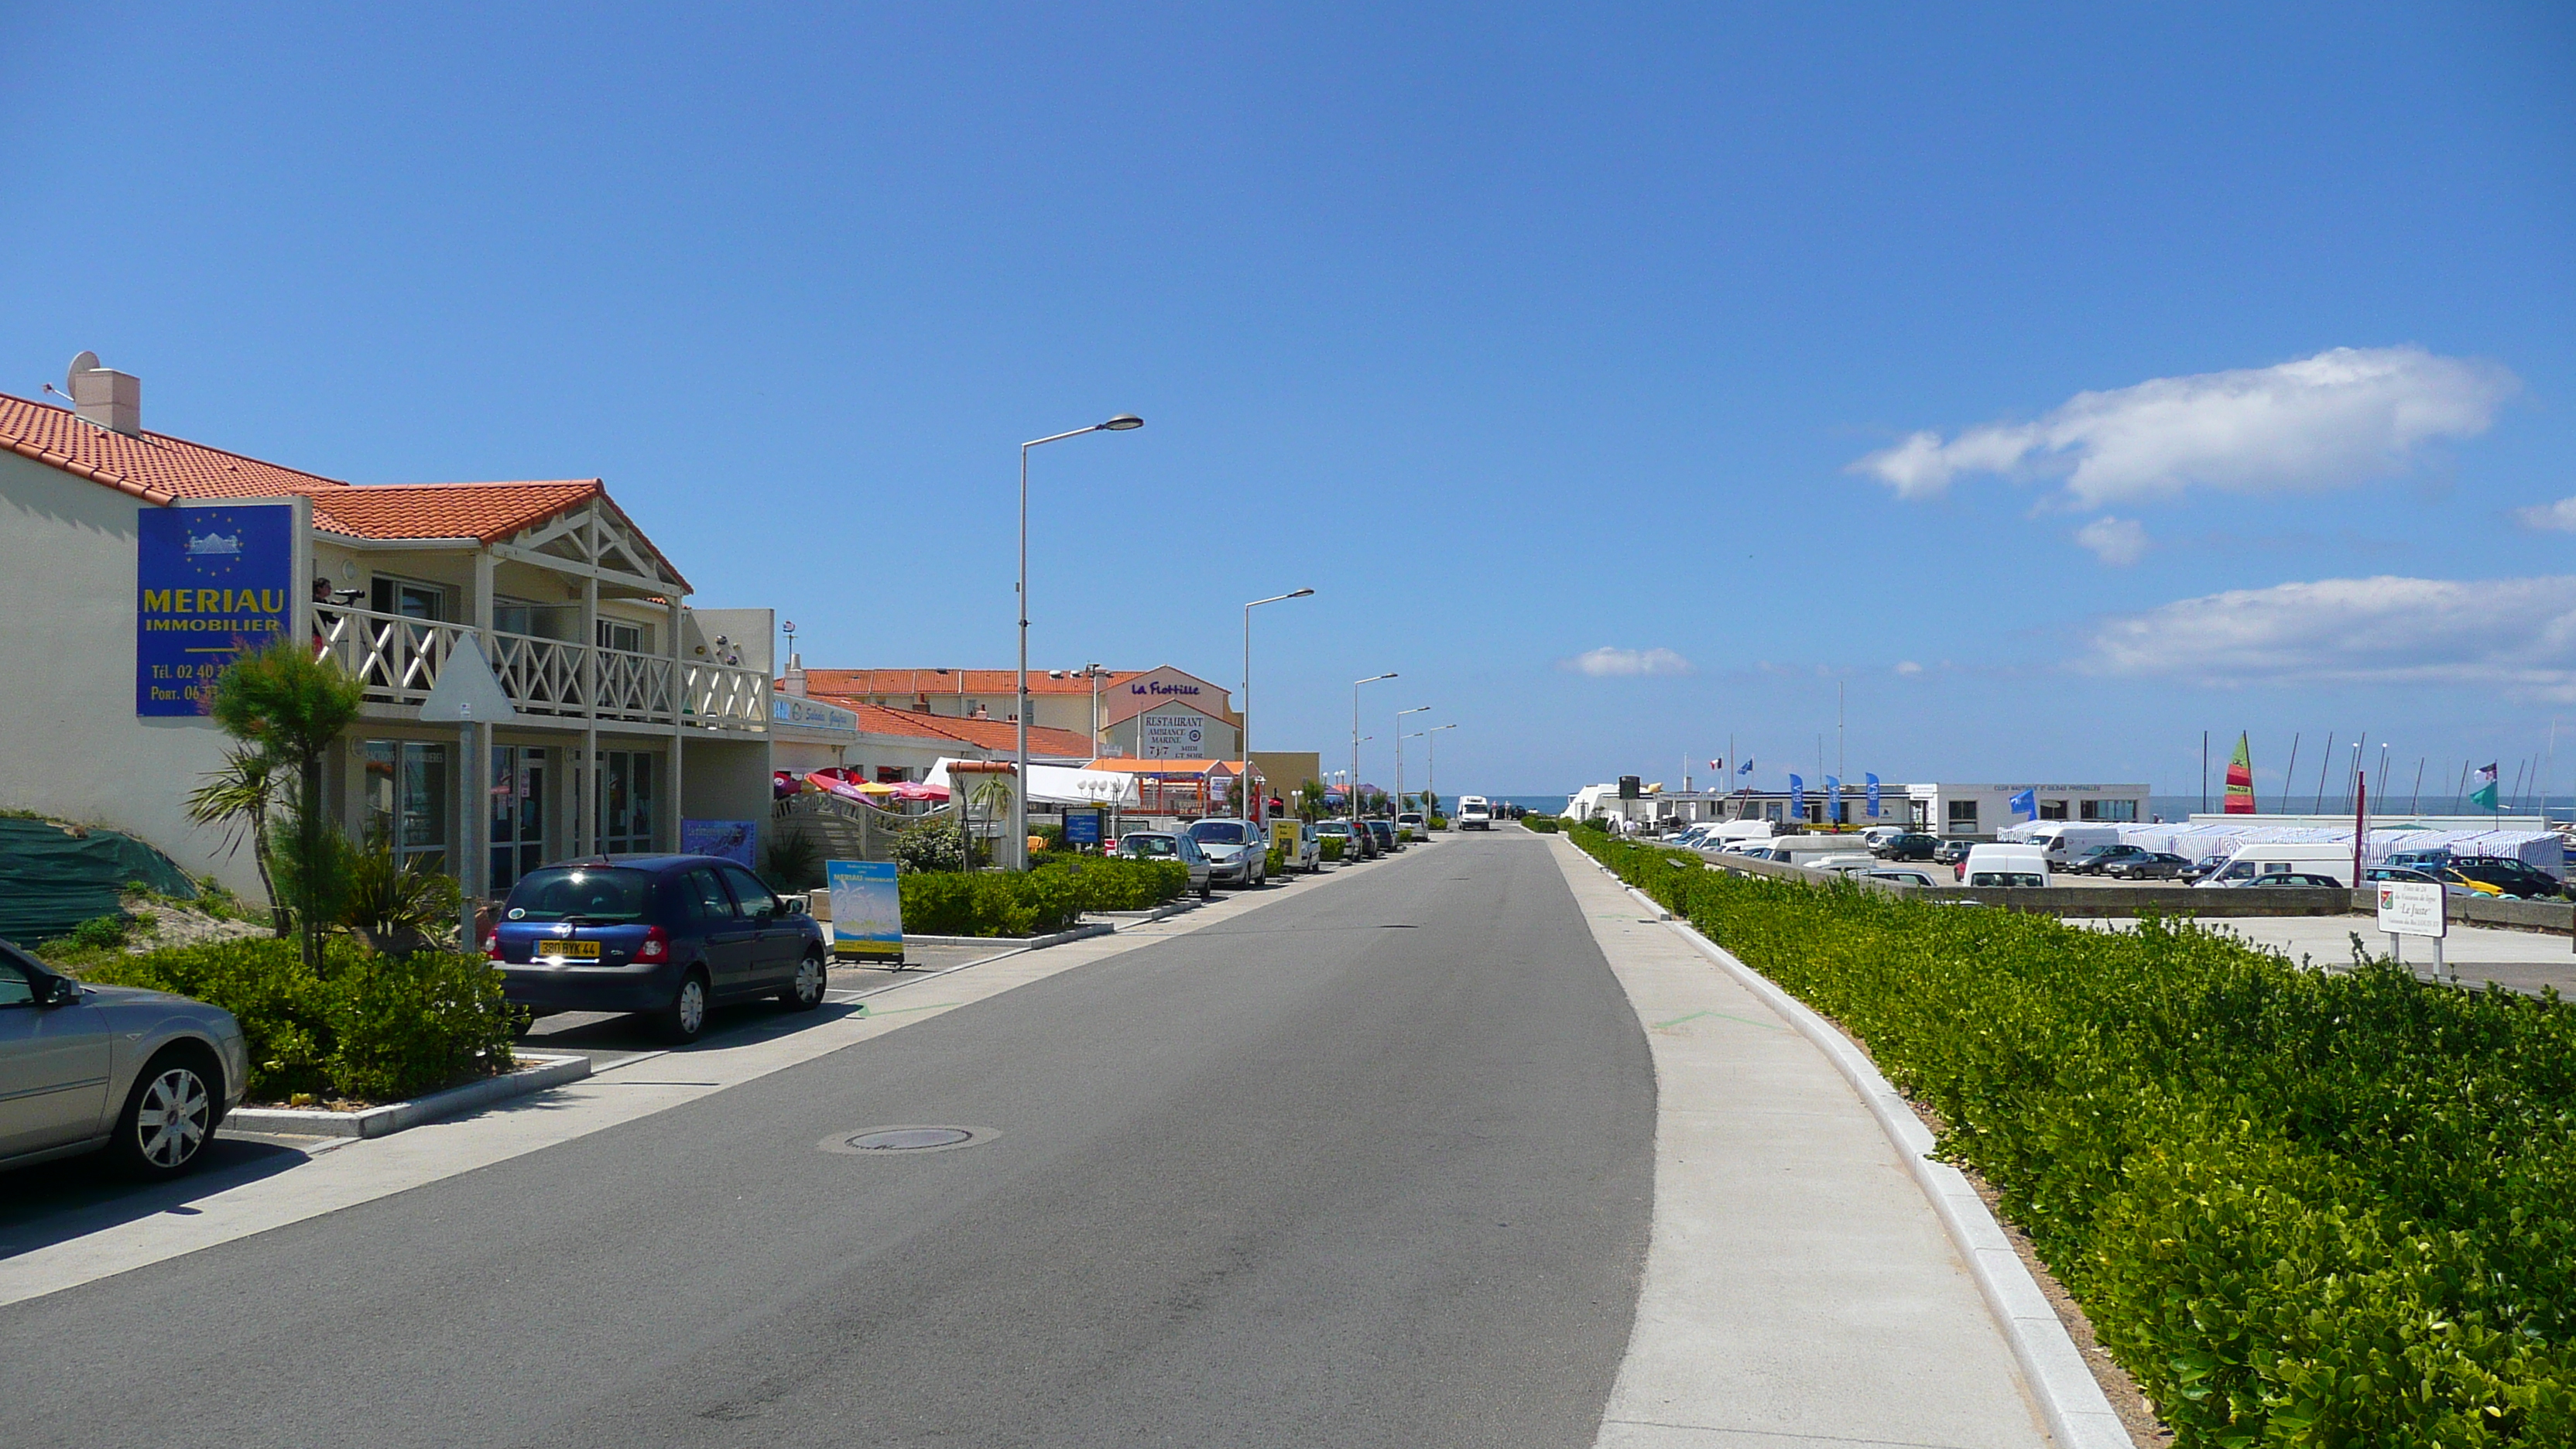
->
2081, 574, 2576, 700
2513, 497, 2576, 533
1894, 659, 1923, 675
2074, 516, 2150, 566
1561, 646, 1692, 677
1853, 346, 2515, 509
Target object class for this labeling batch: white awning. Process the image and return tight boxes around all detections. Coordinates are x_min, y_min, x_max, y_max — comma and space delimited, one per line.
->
924, 758, 1141, 807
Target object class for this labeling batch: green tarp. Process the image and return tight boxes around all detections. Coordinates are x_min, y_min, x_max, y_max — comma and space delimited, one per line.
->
0, 817, 197, 945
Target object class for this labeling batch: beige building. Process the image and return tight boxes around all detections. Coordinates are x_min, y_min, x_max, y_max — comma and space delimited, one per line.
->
800, 663, 1245, 760
0, 359, 783, 909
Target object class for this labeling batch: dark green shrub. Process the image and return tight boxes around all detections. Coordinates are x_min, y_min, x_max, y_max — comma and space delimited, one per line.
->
762, 830, 824, 893
69, 913, 135, 950
1036, 857, 1187, 912
1572, 831, 2576, 1446
1321, 834, 1346, 861
1266, 846, 1286, 875
1523, 815, 1562, 833
899, 869, 1084, 937
892, 818, 968, 874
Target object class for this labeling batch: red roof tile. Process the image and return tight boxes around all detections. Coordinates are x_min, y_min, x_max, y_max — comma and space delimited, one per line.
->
815, 697, 1101, 758
0, 392, 686, 589
800, 668, 1146, 698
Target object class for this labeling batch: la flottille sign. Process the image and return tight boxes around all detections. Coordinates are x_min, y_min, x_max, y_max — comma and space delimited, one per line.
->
135, 503, 294, 716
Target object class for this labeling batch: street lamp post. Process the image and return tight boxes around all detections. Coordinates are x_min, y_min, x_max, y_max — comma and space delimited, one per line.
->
1016, 415, 1142, 868
1352, 673, 1396, 817
1243, 589, 1315, 823
1396, 705, 1432, 825
1425, 722, 1457, 824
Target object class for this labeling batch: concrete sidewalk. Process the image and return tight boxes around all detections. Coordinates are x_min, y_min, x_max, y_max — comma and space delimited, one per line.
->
1549, 840, 2057, 1449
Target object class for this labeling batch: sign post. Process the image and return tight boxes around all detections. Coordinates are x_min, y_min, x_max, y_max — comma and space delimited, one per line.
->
2376, 879, 2448, 985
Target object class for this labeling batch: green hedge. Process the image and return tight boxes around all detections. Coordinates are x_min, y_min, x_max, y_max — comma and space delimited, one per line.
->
1572, 830, 2576, 1446
1521, 815, 1562, 833
77, 937, 519, 1103
899, 857, 1188, 937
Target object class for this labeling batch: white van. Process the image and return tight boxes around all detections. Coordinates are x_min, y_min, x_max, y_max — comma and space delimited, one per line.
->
1456, 796, 1492, 831
2016, 823, 2122, 870
1961, 844, 2050, 887
2194, 842, 2358, 889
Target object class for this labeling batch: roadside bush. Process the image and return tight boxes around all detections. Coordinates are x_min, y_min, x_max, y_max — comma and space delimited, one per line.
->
899, 869, 1084, 937
1570, 829, 2576, 1446
1266, 845, 1286, 875
892, 818, 969, 874
1522, 815, 1562, 833
1321, 834, 1345, 861
77, 937, 518, 1102
1038, 856, 1187, 912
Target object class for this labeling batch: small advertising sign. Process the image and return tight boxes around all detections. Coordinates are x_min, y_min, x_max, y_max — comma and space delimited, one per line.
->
827, 859, 904, 962
1064, 809, 1103, 847
2376, 880, 2445, 939
1270, 820, 1301, 857
1140, 708, 1206, 759
680, 819, 758, 868
135, 502, 296, 716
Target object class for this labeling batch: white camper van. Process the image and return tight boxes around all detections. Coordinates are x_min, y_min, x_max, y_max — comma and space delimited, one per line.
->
2194, 842, 2360, 889
2015, 822, 2123, 870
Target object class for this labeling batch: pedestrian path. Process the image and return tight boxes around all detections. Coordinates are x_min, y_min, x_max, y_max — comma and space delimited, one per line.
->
1548, 840, 2056, 1449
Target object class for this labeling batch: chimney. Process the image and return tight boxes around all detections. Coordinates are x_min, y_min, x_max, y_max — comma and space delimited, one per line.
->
785, 653, 807, 698
67, 352, 141, 437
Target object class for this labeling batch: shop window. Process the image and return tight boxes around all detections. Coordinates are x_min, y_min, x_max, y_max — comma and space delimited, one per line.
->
2081, 799, 2139, 822
1947, 800, 1979, 830
364, 741, 450, 875
595, 749, 658, 854
2039, 799, 2069, 820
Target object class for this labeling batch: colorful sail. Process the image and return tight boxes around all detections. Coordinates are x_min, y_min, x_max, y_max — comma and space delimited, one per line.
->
2224, 733, 2256, 814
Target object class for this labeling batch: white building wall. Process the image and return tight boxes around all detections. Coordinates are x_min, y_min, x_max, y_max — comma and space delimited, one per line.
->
0, 453, 265, 898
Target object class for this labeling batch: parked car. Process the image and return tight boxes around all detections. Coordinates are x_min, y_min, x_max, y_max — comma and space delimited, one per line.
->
2362, 865, 2485, 899
2101, 851, 2193, 881
1118, 831, 1218, 896
1317, 819, 1376, 860
1933, 838, 1976, 865
2065, 844, 2155, 876
1396, 811, 1429, 841
1364, 819, 1401, 853
488, 855, 828, 1044
1859, 824, 1907, 850
1456, 796, 1493, 831
2447, 856, 2569, 900
1960, 843, 2050, 887
2242, 872, 2346, 889
1184, 818, 1270, 887
1866, 868, 1939, 887
2194, 844, 2359, 889
1872, 832, 1941, 862
1807, 854, 1879, 875
0, 937, 248, 1179
2182, 853, 2232, 883
1269, 818, 1323, 873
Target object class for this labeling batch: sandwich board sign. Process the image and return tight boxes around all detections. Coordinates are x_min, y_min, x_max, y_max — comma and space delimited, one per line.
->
827, 859, 903, 965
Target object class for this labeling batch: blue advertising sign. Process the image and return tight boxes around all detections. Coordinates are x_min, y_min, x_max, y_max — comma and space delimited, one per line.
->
827, 859, 903, 962
1064, 809, 1103, 846
135, 503, 294, 716
680, 819, 758, 867
1824, 775, 1841, 824
1787, 773, 1805, 819
1865, 772, 1882, 819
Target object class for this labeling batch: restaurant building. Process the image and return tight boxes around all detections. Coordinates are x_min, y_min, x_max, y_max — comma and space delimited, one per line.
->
798, 663, 1243, 759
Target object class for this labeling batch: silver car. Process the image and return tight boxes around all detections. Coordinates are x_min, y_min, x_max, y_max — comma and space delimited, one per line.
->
0, 940, 248, 1178
1183, 819, 1269, 887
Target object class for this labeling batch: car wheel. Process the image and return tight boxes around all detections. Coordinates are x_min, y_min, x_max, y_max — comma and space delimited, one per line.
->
1200, 880, 1214, 900
780, 953, 826, 1011
108, 1046, 220, 1180
658, 968, 711, 1044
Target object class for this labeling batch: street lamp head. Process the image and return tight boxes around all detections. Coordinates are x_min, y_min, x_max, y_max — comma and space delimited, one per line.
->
1099, 414, 1145, 431
1288, 587, 1315, 598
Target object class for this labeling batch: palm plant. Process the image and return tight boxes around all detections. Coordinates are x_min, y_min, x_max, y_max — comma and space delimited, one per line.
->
342, 831, 462, 956
187, 744, 291, 936
208, 639, 365, 970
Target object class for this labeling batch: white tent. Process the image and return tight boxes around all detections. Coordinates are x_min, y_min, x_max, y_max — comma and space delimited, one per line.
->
923, 757, 1139, 807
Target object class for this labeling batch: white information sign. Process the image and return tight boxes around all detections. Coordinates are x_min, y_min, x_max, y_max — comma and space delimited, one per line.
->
2376, 880, 2445, 939
1139, 709, 1206, 759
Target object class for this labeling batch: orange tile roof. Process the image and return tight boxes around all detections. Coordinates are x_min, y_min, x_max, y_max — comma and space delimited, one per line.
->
801, 668, 1145, 698
820, 697, 1101, 758
0, 392, 686, 589
1079, 758, 1248, 774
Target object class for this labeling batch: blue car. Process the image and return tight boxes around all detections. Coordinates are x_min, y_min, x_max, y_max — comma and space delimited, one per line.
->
486, 855, 827, 1043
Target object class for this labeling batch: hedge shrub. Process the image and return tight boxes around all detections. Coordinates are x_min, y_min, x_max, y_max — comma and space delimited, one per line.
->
897, 857, 1190, 936
78, 937, 519, 1103
1572, 830, 2576, 1447
1522, 815, 1562, 833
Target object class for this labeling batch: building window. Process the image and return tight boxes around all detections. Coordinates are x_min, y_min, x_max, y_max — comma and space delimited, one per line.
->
2039, 798, 2069, 820
595, 619, 649, 655
370, 576, 447, 622
490, 745, 550, 889
1947, 800, 1978, 830
874, 766, 910, 783
596, 749, 658, 853
2081, 799, 2139, 822
364, 741, 450, 874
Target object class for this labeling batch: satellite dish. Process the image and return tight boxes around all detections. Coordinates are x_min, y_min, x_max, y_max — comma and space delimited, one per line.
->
67, 351, 99, 389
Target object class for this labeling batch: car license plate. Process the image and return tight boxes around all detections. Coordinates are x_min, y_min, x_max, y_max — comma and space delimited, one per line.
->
541, 940, 602, 959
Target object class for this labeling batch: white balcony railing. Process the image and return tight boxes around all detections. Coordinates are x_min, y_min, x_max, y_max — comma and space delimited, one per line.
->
315, 605, 767, 733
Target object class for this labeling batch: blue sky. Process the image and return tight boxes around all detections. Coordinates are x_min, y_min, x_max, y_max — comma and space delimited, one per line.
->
6, 4, 2572, 801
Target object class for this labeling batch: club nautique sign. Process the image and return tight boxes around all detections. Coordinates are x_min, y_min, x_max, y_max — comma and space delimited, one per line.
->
135, 502, 296, 716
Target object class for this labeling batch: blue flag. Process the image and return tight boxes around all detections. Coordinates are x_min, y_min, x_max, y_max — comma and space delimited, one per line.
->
2009, 787, 2036, 820
1823, 775, 1841, 824
1788, 773, 1805, 819
1738, 758, 1754, 775
1865, 772, 1882, 819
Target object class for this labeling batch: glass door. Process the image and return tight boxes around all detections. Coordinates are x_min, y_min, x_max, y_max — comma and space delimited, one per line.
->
489, 746, 549, 888
594, 748, 658, 854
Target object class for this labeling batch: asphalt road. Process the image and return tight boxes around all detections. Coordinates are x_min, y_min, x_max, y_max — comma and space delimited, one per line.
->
5, 833, 1655, 1449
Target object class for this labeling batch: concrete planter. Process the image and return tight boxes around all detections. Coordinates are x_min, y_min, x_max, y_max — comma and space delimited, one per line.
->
224, 1053, 591, 1139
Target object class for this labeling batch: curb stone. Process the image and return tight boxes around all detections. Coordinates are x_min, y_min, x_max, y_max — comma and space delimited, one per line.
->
1598, 865, 2130, 1449
224, 1053, 591, 1141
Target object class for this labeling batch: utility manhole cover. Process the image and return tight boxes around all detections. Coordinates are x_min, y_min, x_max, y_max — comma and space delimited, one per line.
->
820, 1125, 995, 1156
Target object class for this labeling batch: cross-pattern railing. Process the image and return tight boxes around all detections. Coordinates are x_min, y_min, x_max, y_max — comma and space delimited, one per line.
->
313, 605, 768, 732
